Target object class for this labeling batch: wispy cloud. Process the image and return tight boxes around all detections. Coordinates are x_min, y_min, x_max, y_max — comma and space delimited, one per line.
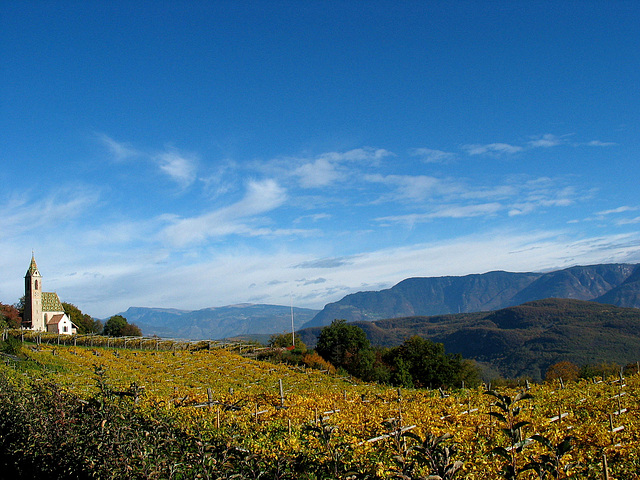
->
0, 190, 99, 238
156, 150, 198, 188
597, 206, 638, 215
294, 157, 341, 187
365, 174, 458, 202
409, 148, 456, 163
585, 140, 617, 147
462, 142, 524, 156
264, 147, 394, 189
376, 202, 503, 225
462, 134, 616, 157
98, 133, 199, 188
96, 133, 140, 160
527, 133, 563, 148
615, 216, 640, 225
161, 179, 289, 246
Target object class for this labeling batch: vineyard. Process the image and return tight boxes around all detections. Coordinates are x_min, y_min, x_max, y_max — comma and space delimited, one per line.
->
1, 332, 639, 479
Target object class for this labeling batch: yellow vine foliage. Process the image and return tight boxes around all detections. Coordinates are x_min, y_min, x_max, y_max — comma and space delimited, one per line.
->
9, 341, 640, 480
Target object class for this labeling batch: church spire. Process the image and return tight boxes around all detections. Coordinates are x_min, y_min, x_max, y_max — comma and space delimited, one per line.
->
26, 253, 40, 277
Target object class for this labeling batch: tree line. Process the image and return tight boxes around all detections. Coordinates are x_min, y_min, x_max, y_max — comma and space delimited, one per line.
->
0, 300, 141, 337
270, 319, 482, 389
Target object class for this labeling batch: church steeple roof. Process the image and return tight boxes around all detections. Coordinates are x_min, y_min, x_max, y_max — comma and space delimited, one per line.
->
26, 254, 41, 277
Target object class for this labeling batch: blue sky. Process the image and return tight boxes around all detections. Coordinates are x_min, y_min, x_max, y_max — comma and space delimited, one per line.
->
2, 1, 639, 318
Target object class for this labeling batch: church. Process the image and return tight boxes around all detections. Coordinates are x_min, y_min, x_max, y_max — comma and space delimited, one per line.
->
23, 255, 77, 335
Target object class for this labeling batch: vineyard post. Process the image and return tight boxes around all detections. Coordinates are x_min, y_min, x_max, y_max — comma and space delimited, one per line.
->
74, 336, 76, 347
279, 379, 285, 408
207, 387, 213, 408
216, 406, 221, 429
603, 454, 609, 480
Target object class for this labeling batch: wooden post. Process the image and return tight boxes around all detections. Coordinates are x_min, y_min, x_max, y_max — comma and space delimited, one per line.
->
207, 388, 213, 408
603, 454, 610, 480
216, 406, 221, 429
288, 419, 292, 436
279, 378, 285, 408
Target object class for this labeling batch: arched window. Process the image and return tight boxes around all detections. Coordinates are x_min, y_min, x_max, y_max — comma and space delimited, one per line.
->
35, 280, 39, 290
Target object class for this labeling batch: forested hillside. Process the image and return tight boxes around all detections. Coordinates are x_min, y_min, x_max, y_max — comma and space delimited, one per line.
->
298, 298, 640, 381
305, 264, 640, 327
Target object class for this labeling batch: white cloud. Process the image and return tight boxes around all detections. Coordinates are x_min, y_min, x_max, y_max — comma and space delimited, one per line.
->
616, 216, 640, 225
268, 147, 394, 189
161, 179, 288, 246
596, 206, 637, 215
0, 191, 99, 238
294, 157, 341, 187
319, 147, 393, 163
527, 133, 563, 148
365, 174, 453, 202
586, 140, 617, 147
463, 143, 524, 156
376, 202, 503, 225
410, 148, 456, 163
98, 133, 199, 188
156, 150, 198, 188
96, 133, 140, 160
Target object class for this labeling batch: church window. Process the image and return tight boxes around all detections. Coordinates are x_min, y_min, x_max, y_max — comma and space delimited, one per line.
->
35, 280, 39, 290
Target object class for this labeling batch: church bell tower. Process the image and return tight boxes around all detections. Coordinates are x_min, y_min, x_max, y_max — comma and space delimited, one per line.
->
25, 254, 44, 331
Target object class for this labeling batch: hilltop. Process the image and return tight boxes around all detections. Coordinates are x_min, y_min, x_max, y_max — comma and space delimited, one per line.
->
118, 304, 319, 340
304, 263, 640, 327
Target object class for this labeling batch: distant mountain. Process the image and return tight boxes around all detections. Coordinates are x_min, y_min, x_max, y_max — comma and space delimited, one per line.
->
304, 264, 640, 328
297, 298, 640, 381
118, 304, 319, 340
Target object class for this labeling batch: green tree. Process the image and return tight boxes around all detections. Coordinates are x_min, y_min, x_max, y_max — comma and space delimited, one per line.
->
316, 319, 373, 378
385, 336, 480, 389
120, 322, 142, 337
103, 315, 129, 337
62, 302, 102, 334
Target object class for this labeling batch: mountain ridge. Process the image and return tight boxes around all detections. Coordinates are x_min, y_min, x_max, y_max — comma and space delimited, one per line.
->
303, 263, 640, 328
117, 304, 319, 340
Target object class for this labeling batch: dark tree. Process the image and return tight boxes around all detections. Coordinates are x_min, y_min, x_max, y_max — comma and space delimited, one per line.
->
103, 315, 129, 337
316, 319, 376, 378
63, 302, 102, 334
